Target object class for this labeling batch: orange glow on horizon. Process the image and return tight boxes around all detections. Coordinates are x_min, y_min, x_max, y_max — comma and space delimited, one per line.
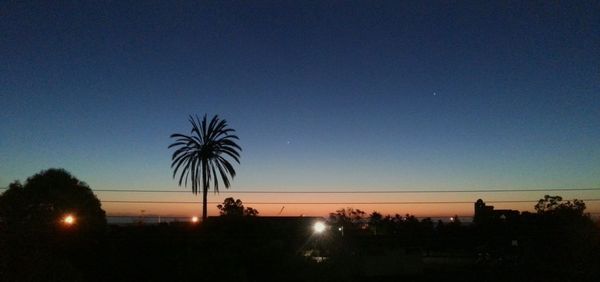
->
97, 189, 600, 220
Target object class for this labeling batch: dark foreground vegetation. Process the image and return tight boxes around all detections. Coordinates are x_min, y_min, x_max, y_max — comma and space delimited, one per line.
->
2, 212, 599, 282
1, 169, 599, 281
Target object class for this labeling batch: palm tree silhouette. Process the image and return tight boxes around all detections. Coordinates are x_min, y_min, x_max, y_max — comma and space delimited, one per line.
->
169, 114, 241, 221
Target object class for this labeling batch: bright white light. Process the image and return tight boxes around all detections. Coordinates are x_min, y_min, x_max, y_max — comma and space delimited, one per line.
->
191, 216, 199, 223
63, 214, 75, 226
450, 217, 455, 222
313, 221, 326, 233
338, 227, 342, 231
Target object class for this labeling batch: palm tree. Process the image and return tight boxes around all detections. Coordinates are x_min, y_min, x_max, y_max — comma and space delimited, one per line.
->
169, 114, 241, 221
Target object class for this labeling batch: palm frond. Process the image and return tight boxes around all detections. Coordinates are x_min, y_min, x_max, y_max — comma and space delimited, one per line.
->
169, 114, 241, 199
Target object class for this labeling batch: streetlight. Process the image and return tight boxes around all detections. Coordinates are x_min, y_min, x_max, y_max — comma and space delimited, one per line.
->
191, 216, 199, 223
313, 221, 326, 234
62, 214, 75, 226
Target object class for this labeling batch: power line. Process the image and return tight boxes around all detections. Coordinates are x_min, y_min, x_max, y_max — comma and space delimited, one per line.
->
104, 212, 600, 218
3, 187, 598, 194
100, 198, 600, 205
131, 214, 600, 217
84, 187, 600, 193
3, 186, 599, 205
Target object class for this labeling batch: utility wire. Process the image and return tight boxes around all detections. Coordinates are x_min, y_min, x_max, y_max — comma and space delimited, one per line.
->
79, 187, 600, 193
104, 212, 600, 218
3, 187, 599, 193
100, 198, 600, 205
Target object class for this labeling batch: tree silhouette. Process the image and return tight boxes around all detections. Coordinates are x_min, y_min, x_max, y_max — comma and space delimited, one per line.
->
535, 195, 587, 217
368, 211, 383, 235
243, 206, 259, 217
0, 168, 106, 234
217, 197, 244, 216
216, 197, 258, 217
169, 114, 241, 221
524, 195, 595, 279
329, 208, 367, 232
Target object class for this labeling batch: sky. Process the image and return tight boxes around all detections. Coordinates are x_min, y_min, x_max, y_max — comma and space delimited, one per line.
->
1, 1, 599, 218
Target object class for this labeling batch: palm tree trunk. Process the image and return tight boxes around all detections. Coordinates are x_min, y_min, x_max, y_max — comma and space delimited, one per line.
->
202, 184, 208, 221
202, 160, 208, 222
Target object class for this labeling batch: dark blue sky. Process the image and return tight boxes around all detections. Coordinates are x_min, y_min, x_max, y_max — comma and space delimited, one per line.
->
1, 1, 599, 215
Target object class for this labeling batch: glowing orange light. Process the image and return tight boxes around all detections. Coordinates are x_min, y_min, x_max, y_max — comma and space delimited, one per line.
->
191, 216, 199, 223
63, 214, 75, 226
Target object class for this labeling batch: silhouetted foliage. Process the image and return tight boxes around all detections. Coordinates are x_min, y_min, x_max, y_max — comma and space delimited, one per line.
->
216, 197, 259, 217
509, 196, 598, 280
0, 169, 106, 282
535, 194, 587, 217
1, 189, 598, 281
0, 168, 106, 234
244, 206, 259, 217
329, 208, 367, 232
368, 211, 383, 235
368, 211, 383, 223
169, 114, 241, 221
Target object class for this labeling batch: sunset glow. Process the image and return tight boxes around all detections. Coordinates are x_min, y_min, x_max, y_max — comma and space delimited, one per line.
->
2, 1, 599, 280
1, 1, 598, 221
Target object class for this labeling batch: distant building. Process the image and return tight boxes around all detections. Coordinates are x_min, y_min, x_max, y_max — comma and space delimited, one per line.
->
474, 199, 520, 224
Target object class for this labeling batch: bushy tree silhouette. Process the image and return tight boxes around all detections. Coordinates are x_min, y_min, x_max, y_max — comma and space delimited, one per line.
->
217, 197, 258, 217
518, 195, 597, 280
535, 195, 587, 217
0, 168, 106, 234
0, 169, 106, 281
329, 208, 367, 235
